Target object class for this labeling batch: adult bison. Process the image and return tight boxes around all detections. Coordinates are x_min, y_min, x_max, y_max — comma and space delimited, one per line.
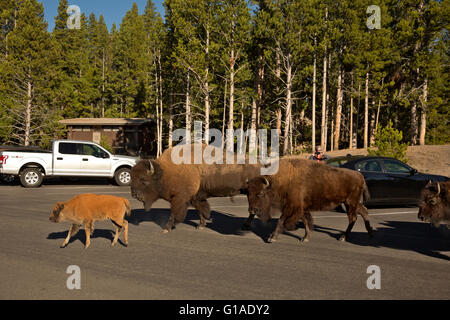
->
131, 144, 264, 232
245, 158, 374, 243
418, 181, 450, 227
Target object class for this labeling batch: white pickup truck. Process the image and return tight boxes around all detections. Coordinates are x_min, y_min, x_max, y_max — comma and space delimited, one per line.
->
0, 140, 139, 188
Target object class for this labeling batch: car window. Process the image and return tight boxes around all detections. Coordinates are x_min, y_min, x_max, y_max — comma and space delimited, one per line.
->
80, 144, 107, 158
355, 160, 382, 172
383, 159, 411, 173
58, 143, 78, 155
327, 159, 342, 167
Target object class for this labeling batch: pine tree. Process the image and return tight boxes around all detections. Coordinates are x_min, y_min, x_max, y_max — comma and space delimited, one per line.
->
1, 0, 60, 146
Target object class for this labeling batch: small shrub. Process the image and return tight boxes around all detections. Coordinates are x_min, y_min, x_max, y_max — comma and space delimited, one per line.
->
100, 135, 113, 154
368, 121, 408, 162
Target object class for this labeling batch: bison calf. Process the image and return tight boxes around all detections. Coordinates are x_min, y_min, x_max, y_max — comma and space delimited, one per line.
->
49, 194, 131, 248
246, 159, 374, 243
418, 181, 450, 227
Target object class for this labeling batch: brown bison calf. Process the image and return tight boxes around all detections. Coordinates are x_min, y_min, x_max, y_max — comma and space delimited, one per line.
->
246, 158, 374, 243
418, 181, 450, 227
49, 194, 131, 248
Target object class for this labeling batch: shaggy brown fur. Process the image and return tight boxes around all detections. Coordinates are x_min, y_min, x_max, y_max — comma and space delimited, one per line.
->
418, 181, 450, 227
246, 158, 374, 243
49, 194, 131, 248
131, 144, 263, 232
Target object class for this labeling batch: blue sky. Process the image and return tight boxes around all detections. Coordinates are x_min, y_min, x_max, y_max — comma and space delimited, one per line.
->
39, 0, 165, 31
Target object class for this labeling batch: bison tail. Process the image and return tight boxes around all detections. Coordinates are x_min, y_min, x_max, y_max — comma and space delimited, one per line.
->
362, 183, 370, 204
125, 199, 131, 217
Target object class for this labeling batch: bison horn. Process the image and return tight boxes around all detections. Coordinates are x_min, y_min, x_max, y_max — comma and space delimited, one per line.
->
262, 177, 270, 189
147, 160, 155, 175
437, 182, 440, 195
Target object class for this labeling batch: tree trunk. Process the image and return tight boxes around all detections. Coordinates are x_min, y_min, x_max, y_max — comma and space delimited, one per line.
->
312, 37, 317, 152
186, 72, 191, 142
204, 27, 210, 144
419, 79, 428, 145
349, 73, 354, 149
321, 8, 328, 150
101, 48, 105, 118
228, 47, 235, 134
168, 88, 173, 148
158, 50, 164, 156
222, 79, 227, 148
364, 71, 369, 149
334, 66, 343, 150
283, 58, 292, 155
321, 52, 327, 150
25, 78, 32, 146
370, 99, 376, 147
155, 58, 161, 156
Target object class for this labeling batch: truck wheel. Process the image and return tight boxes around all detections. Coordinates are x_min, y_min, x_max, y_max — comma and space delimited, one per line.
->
20, 167, 43, 188
114, 168, 131, 186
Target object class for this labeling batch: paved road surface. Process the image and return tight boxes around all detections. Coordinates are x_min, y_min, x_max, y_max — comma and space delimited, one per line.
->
0, 183, 448, 300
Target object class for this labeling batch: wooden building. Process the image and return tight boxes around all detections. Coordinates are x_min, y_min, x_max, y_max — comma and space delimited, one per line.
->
59, 118, 156, 157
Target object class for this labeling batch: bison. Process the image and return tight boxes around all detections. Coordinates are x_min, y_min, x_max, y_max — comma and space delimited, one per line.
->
245, 158, 374, 243
49, 194, 131, 248
131, 144, 265, 233
418, 181, 450, 227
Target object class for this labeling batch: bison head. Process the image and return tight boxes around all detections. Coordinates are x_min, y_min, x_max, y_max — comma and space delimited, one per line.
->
418, 181, 449, 226
49, 202, 65, 223
246, 176, 273, 223
130, 159, 163, 212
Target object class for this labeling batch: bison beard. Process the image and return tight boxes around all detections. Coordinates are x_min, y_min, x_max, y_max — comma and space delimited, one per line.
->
130, 144, 263, 233
245, 159, 374, 243
418, 181, 450, 227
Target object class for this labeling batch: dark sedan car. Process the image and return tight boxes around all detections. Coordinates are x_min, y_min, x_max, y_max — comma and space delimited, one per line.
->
327, 155, 449, 206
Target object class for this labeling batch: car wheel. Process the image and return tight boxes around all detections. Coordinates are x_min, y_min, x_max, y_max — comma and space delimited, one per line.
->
114, 167, 131, 186
20, 168, 43, 188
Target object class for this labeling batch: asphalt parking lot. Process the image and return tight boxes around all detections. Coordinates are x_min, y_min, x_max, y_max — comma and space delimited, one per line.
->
0, 181, 449, 300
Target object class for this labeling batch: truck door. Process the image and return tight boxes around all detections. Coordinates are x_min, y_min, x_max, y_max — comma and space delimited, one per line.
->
79, 143, 111, 176
53, 142, 82, 175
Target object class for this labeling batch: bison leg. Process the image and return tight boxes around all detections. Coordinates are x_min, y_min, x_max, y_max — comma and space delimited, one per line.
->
301, 212, 314, 243
357, 204, 374, 237
122, 220, 129, 246
61, 224, 81, 248
164, 197, 188, 233
268, 215, 286, 243
340, 209, 358, 242
84, 221, 93, 249
191, 199, 211, 230
242, 213, 255, 230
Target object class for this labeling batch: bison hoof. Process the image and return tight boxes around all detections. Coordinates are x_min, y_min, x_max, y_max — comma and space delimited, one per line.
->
196, 225, 205, 230
60, 244, 67, 248
161, 229, 170, 234
301, 238, 310, 244
338, 234, 346, 241
267, 236, 277, 243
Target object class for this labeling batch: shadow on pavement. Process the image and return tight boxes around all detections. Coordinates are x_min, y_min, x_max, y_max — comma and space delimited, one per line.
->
128, 208, 275, 242
129, 208, 450, 261
313, 220, 450, 261
47, 228, 127, 247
